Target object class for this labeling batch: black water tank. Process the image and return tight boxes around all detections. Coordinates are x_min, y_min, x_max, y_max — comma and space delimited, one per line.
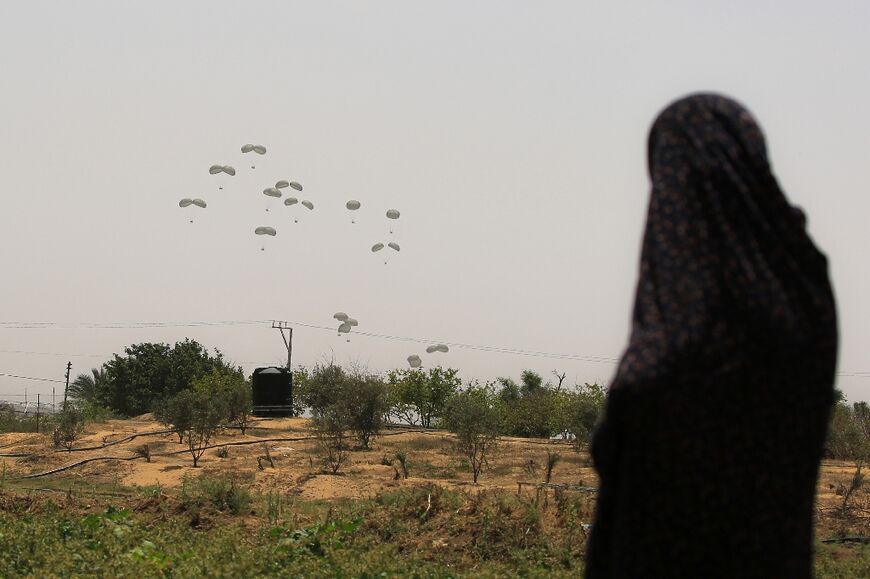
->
251, 367, 293, 417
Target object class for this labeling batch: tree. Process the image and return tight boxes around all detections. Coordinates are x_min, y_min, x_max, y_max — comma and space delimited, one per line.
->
304, 363, 347, 418
99, 339, 240, 417
520, 370, 545, 397
52, 407, 85, 452
443, 384, 501, 484
343, 374, 389, 449
386, 367, 461, 428
313, 404, 352, 474
68, 368, 107, 405
192, 368, 252, 435
161, 390, 195, 444
171, 390, 223, 467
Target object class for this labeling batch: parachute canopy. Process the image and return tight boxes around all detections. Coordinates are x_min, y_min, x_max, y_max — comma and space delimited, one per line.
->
252, 145, 266, 155
371, 243, 384, 252
426, 344, 449, 354
179, 198, 193, 208
346, 200, 361, 211
301, 200, 314, 210
407, 355, 422, 368
338, 322, 352, 334
284, 197, 298, 206
289, 182, 303, 191
191, 198, 207, 208
241, 144, 254, 153
333, 312, 349, 321
263, 187, 282, 198
386, 209, 400, 219
275, 180, 289, 189
346, 318, 359, 327
209, 165, 235, 176
388, 242, 400, 252
255, 226, 277, 236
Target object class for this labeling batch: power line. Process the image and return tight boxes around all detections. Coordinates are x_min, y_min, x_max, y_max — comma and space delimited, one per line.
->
0, 349, 107, 358
0, 372, 66, 384
1, 317, 869, 377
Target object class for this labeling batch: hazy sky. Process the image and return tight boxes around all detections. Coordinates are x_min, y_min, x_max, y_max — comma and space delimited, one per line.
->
2, 1, 869, 404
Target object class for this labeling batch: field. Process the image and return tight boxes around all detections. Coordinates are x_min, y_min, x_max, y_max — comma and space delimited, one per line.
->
1, 417, 869, 577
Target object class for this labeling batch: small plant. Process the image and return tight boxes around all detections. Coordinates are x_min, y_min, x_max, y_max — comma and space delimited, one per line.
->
394, 451, 409, 480
545, 451, 561, 484
52, 407, 86, 452
380, 454, 394, 466
133, 444, 151, 463
257, 444, 275, 470
523, 459, 538, 477
313, 410, 351, 475
265, 491, 283, 525
216, 446, 229, 459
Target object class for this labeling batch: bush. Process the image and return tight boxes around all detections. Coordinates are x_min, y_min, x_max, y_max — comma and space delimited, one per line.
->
52, 407, 86, 452
443, 384, 501, 483
192, 368, 252, 434
313, 407, 352, 475
386, 367, 461, 427
343, 374, 389, 449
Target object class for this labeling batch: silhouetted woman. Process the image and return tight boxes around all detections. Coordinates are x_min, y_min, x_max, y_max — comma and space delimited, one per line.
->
586, 94, 837, 578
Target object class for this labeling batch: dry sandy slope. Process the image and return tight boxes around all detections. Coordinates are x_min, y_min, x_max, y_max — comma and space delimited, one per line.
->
0, 417, 860, 515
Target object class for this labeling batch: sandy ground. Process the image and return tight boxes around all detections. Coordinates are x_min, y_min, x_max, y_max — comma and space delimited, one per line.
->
0, 417, 861, 518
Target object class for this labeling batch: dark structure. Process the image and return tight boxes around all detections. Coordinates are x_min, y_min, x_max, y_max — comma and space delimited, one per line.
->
251, 367, 293, 417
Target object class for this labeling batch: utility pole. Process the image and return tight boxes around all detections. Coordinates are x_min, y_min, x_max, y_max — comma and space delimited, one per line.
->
36, 394, 40, 433
271, 321, 293, 369
63, 361, 72, 410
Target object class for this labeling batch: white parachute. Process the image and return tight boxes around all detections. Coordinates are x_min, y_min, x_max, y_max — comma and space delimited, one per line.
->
425, 344, 449, 354
289, 182, 303, 191
386, 209, 400, 219
388, 242, 400, 252
371, 243, 384, 252
301, 200, 314, 210
241, 144, 267, 168
284, 197, 298, 206
407, 355, 422, 368
275, 180, 289, 189
346, 200, 361, 210
255, 226, 276, 236
263, 187, 282, 198
333, 312, 349, 322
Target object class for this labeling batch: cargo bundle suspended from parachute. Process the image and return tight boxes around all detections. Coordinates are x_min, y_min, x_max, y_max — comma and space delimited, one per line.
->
334, 313, 359, 342
386, 209, 400, 234
241, 144, 267, 169
255, 226, 277, 251
209, 165, 236, 190
179, 198, 207, 223
262, 187, 282, 212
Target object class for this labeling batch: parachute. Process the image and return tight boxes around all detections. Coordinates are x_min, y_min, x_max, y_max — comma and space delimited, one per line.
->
263, 187, 282, 198
241, 144, 266, 168
301, 200, 314, 210
346, 318, 359, 327
191, 198, 207, 208
221, 166, 236, 176
346, 200, 361, 210
255, 226, 277, 236
209, 165, 223, 175
386, 209, 400, 219
407, 355, 422, 368
284, 197, 298, 206
333, 312, 349, 322
179, 198, 194, 207
275, 180, 289, 189
338, 322, 352, 334
388, 242, 400, 252
371, 243, 384, 252
289, 182, 303, 191
426, 344, 449, 354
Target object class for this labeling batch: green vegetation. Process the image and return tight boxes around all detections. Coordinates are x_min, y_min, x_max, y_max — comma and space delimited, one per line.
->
443, 384, 501, 483
0, 483, 863, 578
387, 367, 462, 427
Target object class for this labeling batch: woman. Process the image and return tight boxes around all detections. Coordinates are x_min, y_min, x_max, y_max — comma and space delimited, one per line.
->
586, 94, 837, 578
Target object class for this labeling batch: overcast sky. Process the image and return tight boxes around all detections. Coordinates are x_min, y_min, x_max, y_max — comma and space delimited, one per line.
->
1, 1, 868, 404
